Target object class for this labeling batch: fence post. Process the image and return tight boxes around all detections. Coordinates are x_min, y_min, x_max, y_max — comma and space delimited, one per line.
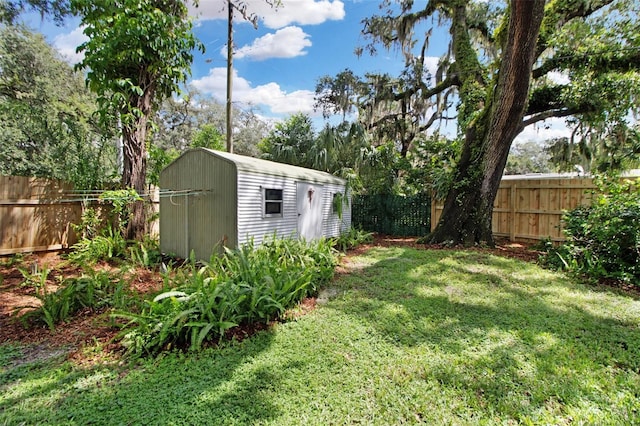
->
509, 181, 516, 242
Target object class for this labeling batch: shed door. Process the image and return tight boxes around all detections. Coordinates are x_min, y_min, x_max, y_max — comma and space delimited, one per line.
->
297, 182, 324, 241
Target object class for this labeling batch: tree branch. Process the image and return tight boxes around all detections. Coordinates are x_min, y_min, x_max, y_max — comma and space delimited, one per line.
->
536, 0, 615, 57
520, 107, 580, 129
533, 48, 640, 79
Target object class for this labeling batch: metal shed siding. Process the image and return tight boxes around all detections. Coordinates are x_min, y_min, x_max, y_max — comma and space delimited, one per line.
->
321, 183, 352, 237
236, 172, 299, 246
160, 150, 238, 259
161, 148, 350, 260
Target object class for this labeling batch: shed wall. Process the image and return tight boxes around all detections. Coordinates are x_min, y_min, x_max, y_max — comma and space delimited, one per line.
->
236, 172, 298, 246
321, 183, 351, 237
235, 173, 351, 247
160, 151, 238, 259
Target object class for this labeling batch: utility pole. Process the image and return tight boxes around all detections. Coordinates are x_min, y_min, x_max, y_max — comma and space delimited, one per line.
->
226, 1, 233, 154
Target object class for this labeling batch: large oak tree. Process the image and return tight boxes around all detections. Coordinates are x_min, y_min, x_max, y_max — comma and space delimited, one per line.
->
0, 25, 110, 188
319, 0, 640, 245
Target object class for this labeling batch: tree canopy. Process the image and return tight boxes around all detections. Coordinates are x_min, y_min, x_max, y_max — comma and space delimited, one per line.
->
317, 0, 640, 245
0, 25, 114, 188
72, 0, 202, 238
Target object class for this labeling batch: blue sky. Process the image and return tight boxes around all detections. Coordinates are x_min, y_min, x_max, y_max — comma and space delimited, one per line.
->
26, 0, 571, 141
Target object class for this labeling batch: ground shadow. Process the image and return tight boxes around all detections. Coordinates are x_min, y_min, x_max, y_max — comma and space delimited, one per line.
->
329, 247, 640, 421
0, 330, 287, 425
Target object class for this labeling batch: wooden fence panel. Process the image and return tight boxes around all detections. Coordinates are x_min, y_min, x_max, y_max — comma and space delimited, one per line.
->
0, 176, 160, 255
431, 175, 596, 244
0, 176, 82, 255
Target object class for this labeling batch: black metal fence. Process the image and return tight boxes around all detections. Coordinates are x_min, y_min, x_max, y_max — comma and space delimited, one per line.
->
351, 193, 431, 236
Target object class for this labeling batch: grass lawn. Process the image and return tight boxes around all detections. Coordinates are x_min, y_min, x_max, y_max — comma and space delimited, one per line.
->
1, 246, 639, 425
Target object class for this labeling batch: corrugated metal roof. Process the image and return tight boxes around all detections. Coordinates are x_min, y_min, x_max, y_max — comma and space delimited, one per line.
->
198, 148, 346, 185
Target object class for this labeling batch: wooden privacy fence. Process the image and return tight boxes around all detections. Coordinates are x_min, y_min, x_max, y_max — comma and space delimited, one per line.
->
431, 174, 596, 243
0, 176, 82, 255
0, 176, 159, 255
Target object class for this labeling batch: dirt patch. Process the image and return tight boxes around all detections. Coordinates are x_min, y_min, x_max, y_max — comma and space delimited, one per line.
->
342, 234, 542, 263
0, 251, 164, 358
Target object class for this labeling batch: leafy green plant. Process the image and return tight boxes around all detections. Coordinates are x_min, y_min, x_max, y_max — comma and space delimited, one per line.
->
541, 177, 640, 284
71, 205, 103, 240
18, 263, 50, 291
68, 189, 143, 265
128, 236, 163, 268
0, 253, 24, 268
115, 236, 338, 356
332, 227, 374, 252
17, 270, 131, 330
68, 225, 128, 264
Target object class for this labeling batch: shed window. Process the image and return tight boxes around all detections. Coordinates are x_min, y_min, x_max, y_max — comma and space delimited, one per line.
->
263, 188, 283, 217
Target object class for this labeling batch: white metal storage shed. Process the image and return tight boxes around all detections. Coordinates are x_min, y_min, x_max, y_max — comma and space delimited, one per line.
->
159, 148, 351, 260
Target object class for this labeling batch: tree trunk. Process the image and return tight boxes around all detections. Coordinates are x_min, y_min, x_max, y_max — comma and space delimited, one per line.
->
428, 0, 546, 246
122, 81, 155, 240
122, 122, 148, 240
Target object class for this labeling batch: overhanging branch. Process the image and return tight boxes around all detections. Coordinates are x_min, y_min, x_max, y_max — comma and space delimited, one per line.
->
520, 107, 580, 130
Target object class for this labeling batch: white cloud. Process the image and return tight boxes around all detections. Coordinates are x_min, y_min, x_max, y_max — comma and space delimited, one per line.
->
53, 26, 88, 65
189, 0, 345, 29
230, 26, 311, 60
192, 67, 315, 115
424, 56, 440, 78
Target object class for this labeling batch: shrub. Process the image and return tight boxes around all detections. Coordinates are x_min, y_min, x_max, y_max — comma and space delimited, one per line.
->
116, 236, 338, 356
544, 177, 640, 284
68, 189, 143, 265
332, 227, 374, 252
68, 225, 128, 264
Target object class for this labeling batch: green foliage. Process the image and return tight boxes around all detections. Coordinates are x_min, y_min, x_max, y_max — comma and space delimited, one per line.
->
128, 236, 163, 268
259, 113, 316, 167
68, 189, 142, 264
546, 126, 640, 174
152, 89, 269, 160
0, 253, 23, 268
405, 134, 460, 198
116, 237, 337, 356
2, 248, 640, 424
331, 227, 373, 252
191, 124, 225, 151
68, 225, 128, 265
72, 0, 202, 129
18, 263, 50, 291
542, 177, 640, 283
100, 189, 142, 232
0, 25, 115, 189
506, 140, 553, 175
147, 144, 180, 187
0, 0, 70, 24
17, 270, 130, 331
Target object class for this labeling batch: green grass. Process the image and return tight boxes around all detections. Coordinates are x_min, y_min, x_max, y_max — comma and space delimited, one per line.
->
2, 247, 639, 425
